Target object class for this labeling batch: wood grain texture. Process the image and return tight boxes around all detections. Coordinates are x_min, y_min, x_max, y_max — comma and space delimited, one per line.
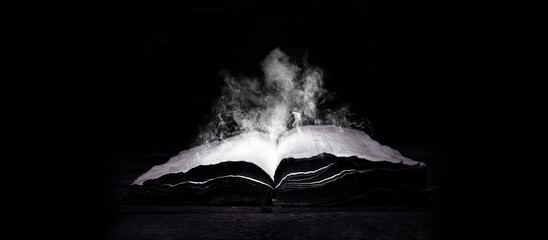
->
108, 210, 440, 240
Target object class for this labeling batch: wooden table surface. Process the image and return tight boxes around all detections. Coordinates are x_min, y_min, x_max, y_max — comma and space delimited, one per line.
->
98, 144, 448, 240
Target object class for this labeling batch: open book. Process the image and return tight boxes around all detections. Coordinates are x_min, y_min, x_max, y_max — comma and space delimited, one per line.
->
124, 125, 426, 205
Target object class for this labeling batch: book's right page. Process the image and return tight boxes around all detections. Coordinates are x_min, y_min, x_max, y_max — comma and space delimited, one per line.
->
274, 125, 426, 205
277, 125, 422, 166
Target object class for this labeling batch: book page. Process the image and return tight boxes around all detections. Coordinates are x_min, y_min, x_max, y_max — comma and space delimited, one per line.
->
132, 132, 280, 185
277, 125, 421, 166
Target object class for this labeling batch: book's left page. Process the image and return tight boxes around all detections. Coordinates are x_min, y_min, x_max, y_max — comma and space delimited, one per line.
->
133, 131, 279, 185
125, 132, 279, 205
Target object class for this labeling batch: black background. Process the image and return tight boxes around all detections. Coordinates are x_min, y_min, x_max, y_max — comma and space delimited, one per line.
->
56, 0, 465, 239
88, 0, 457, 154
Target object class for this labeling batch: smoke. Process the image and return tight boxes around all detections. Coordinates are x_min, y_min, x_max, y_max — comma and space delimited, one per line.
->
197, 48, 370, 144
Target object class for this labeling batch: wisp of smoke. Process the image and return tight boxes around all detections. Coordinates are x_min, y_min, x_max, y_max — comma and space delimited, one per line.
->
197, 48, 370, 144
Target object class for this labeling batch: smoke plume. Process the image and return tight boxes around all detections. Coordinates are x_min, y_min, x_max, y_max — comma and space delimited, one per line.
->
197, 48, 369, 144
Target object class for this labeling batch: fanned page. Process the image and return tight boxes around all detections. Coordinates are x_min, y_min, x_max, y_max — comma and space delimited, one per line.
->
132, 131, 279, 186
133, 125, 423, 186
277, 125, 422, 166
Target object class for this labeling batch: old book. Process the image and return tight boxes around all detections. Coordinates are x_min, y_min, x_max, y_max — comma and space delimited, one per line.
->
124, 125, 426, 205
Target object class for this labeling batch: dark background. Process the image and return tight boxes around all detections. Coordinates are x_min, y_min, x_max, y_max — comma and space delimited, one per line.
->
88, 0, 456, 154
65, 0, 462, 239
